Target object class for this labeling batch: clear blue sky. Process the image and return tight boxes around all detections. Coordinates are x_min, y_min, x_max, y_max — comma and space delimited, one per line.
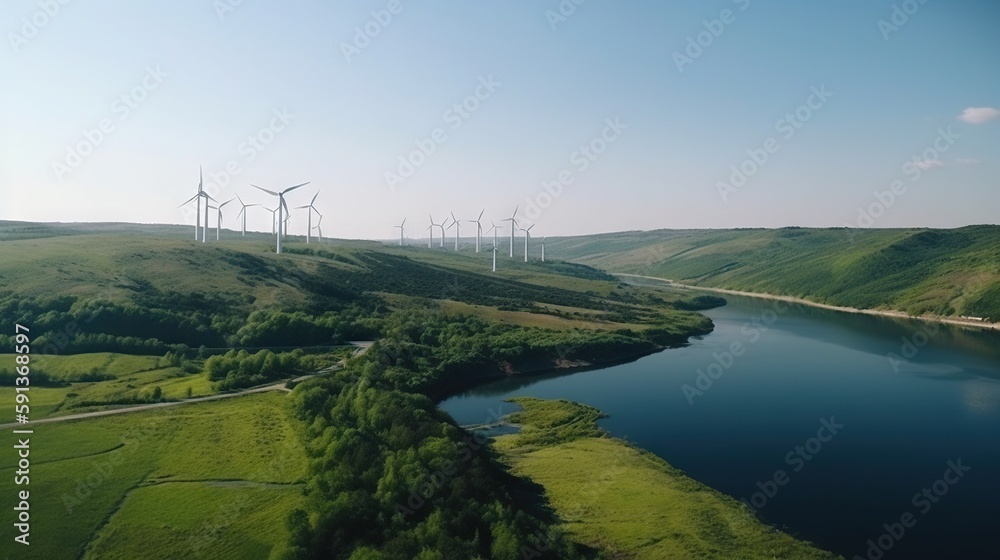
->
1, 0, 998, 239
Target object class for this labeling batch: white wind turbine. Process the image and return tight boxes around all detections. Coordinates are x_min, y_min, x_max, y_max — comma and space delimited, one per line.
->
212, 198, 235, 240
502, 205, 519, 257
466, 209, 485, 252
446, 211, 461, 251
179, 166, 216, 243
295, 192, 321, 244
486, 221, 501, 250
436, 215, 449, 248
235, 195, 259, 236
265, 207, 279, 235
487, 223, 501, 272
394, 218, 406, 246
426, 224, 434, 248
312, 212, 324, 243
251, 182, 309, 254
521, 224, 535, 262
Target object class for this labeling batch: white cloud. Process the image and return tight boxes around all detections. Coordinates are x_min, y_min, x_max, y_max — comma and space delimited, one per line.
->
958, 107, 1000, 124
912, 159, 945, 170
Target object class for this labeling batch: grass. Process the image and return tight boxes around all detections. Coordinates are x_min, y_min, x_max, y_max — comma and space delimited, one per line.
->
0, 352, 216, 419
495, 398, 842, 560
0, 392, 308, 560
80, 482, 305, 560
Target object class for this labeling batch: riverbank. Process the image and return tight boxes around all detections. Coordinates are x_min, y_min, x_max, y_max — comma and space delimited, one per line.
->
492, 397, 843, 559
618, 273, 1000, 331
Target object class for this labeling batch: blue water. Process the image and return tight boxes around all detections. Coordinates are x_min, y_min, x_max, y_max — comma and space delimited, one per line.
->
439, 294, 1000, 559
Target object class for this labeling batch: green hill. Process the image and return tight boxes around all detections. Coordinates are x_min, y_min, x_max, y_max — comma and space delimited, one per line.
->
546, 226, 1000, 320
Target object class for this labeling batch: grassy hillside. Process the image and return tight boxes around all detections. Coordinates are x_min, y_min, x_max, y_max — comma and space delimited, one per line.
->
547, 226, 1000, 320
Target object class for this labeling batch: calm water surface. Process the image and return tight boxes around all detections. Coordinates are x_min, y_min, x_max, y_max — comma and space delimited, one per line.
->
439, 294, 1000, 559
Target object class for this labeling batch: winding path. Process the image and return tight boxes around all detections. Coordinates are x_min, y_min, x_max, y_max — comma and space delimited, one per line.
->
0, 341, 373, 429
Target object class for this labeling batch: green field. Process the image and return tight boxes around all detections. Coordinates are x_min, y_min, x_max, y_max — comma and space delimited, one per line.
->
0, 352, 213, 419
494, 398, 842, 560
0, 392, 308, 560
547, 226, 1000, 320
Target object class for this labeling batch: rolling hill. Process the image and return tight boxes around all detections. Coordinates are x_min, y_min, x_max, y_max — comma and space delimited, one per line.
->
546, 226, 1000, 321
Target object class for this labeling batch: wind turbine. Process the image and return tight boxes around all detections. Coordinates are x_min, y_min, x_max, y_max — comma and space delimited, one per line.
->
312, 213, 324, 244
427, 215, 438, 248
394, 218, 406, 246
295, 192, 321, 244
447, 212, 461, 251
485, 221, 499, 249
212, 198, 235, 240
541, 236, 546, 262
466, 209, 485, 253
435, 215, 449, 248
235, 195, 259, 236
502, 205, 519, 257
178, 166, 215, 243
521, 224, 535, 262
251, 182, 309, 254
265, 207, 279, 235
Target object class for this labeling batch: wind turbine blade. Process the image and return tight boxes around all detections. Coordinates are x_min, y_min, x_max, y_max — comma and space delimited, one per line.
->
282, 182, 310, 194
401, 218, 406, 227
251, 184, 278, 196
512, 204, 519, 218
478, 209, 485, 221
236, 194, 245, 206
199, 165, 203, 191
179, 194, 199, 207
220, 198, 235, 208
311, 192, 319, 205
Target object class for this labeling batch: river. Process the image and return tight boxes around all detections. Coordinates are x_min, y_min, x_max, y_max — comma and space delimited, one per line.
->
439, 293, 1000, 559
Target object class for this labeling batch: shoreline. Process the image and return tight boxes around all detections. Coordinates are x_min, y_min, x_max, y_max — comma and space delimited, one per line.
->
617, 273, 1000, 332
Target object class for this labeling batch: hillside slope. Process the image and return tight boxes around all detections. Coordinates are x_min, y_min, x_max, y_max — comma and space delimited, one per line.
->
547, 226, 1000, 320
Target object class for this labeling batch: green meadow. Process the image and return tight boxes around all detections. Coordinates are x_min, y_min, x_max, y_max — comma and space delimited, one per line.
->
0, 392, 307, 560
494, 398, 842, 560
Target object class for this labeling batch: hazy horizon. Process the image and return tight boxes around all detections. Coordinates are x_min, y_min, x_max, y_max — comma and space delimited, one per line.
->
2, 1, 998, 238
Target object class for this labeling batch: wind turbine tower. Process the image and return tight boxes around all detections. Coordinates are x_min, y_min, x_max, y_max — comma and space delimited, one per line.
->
448, 212, 461, 251
179, 166, 215, 243
395, 218, 406, 246
466, 209, 485, 253
522, 224, 535, 263
295, 192, 321, 244
213, 198, 234, 240
235, 195, 259, 236
502, 205, 519, 257
312, 213, 324, 243
252, 182, 309, 254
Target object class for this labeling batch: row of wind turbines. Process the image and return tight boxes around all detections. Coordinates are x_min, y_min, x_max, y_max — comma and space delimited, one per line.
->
180, 167, 550, 269
393, 204, 547, 271
179, 167, 323, 254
